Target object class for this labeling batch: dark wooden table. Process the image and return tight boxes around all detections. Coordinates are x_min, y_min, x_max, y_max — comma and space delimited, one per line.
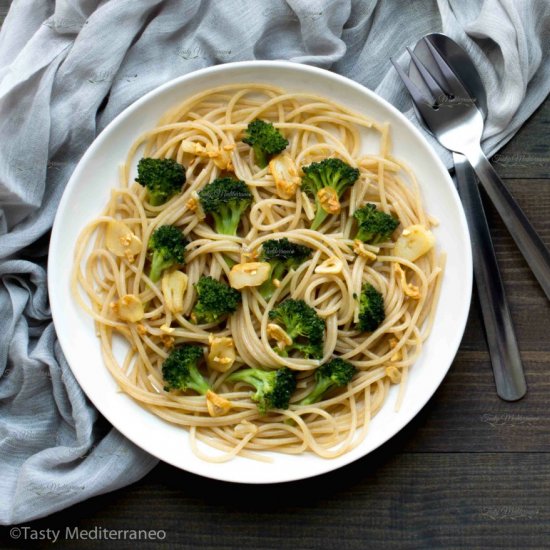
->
1, 2, 549, 548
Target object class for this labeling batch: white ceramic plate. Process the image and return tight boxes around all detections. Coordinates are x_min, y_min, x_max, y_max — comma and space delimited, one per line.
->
49, 61, 472, 483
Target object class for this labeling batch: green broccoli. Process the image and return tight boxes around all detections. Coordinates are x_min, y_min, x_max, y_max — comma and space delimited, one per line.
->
242, 119, 289, 168
227, 366, 296, 413
268, 299, 325, 359
135, 157, 186, 206
258, 238, 313, 300
357, 283, 385, 332
162, 344, 209, 394
191, 276, 241, 325
147, 225, 188, 283
354, 203, 399, 244
299, 358, 357, 406
301, 158, 360, 230
198, 177, 253, 236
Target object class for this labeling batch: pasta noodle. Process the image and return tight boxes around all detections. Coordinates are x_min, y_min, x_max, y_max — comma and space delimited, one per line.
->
72, 84, 444, 462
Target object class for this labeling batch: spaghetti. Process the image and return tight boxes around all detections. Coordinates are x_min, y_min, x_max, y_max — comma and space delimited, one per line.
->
72, 84, 444, 462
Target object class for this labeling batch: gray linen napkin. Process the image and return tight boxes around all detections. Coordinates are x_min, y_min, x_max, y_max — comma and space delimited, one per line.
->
1, 0, 548, 524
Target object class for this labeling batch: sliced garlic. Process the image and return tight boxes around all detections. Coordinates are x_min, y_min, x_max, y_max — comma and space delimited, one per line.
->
106, 220, 142, 260
110, 294, 144, 322
240, 247, 259, 263
269, 154, 300, 199
267, 323, 293, 350
162, 335, 175, 349
213, 147, 233, 170
207, 336, 236, 372
161, 270, 188, 313
353, 239, 377, 261
185, 191, 205, 220
394, 263, 421, 300
194, 143, 232, 170
179, 140, 197, 154
185, 196, 198, 212
388, 337, 402, 362
301, 191, 315, 220
194, 142, 214, 157
385, 365, 402, 384
206, 390, 232, 417
315, 257, 343, 275
228, 262, 270, 289
317, 187, 341, 214
393, 225, 435, 262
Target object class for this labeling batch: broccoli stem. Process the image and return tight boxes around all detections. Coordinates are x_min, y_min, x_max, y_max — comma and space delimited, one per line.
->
299, 378, 333, 406
253, 144, 268, 169
148, 193, 165, 207
310, 206, 329, 231
187, 366, 211, 395
259, 263, 285, 300
229, 369, 261, 387
149, 253, 169, 282
355, 227, 372, 243
212, 207, 242, 236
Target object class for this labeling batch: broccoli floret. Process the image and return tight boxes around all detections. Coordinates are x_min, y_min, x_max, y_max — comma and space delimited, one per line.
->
242, 119, 289, 168
227, 367, 296, 413
135, 157, 186, 206
191, 276, 241, 325
354, 203, 399, 244
301, 158, 360, 230
357, 283, 385, 332
299, 358, 357, 406
147, 225, 188, 283
162, 344, 210, 394
198, 177, 253, 236
259, 238, 313, 300
268, 299, 325, 359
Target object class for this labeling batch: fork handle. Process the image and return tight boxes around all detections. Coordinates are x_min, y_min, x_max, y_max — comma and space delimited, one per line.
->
465, 147, 550, 301
454, 154, 526, 401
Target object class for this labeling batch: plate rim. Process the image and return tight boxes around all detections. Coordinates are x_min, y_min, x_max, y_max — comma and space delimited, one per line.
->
48, 60, 472, 484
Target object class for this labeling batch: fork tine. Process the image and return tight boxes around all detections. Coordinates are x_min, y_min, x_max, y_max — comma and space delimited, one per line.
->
407, 47, 447, 103
423, 37, 472, 100
390, 57, 432, 108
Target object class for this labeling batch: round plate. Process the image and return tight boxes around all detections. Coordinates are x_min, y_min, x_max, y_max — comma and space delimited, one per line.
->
49, 61, 472, 483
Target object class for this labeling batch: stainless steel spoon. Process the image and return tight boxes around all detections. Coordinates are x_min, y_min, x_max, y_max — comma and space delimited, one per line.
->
410, 34, 526, 401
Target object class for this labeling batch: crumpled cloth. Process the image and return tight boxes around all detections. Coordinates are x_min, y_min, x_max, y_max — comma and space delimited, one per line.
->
1, 0, 548, 524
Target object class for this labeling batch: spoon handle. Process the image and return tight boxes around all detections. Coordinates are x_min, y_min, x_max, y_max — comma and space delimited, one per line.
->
465, 147, 550, 301
454, 154, 526, 401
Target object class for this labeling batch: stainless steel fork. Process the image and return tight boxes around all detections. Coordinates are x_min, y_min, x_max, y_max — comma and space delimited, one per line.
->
391, 38, 550, 302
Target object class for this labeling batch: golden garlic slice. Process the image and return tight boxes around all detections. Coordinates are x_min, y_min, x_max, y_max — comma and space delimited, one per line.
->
105, 220, 142, 260
206, 390, 232, 417
393, 225, 435, 262
269, 154, 300, 199
317, 187, 341, 214
207, 336, 236, 373
161, 270, 188, 314
267, 323, 293, 350
110, 294, 144, 322
228, 262, 270, 289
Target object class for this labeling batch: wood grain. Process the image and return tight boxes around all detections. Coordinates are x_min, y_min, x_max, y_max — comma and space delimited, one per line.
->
492, 101, 550, 179
0, 5, 549, 547
2, 453, 549, 549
